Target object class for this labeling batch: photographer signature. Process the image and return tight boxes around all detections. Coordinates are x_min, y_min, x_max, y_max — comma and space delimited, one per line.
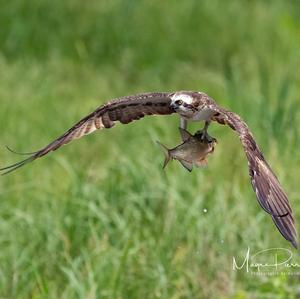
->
232, 247, 300, 272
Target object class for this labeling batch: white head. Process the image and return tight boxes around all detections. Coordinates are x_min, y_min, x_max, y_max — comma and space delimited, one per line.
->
170, 92, 198, 118
171, 93, 193, 105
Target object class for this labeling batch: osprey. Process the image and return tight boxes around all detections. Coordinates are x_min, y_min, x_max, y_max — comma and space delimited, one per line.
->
0, 91, 297, 248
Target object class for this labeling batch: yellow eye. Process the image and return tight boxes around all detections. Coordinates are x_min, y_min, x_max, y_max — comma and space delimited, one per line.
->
175, 99, 183, 105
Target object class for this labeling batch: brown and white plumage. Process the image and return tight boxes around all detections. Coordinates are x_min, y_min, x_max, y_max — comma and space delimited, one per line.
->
0, 91, 297, 248
0, 92, 174, 173
210, 108, 297, 248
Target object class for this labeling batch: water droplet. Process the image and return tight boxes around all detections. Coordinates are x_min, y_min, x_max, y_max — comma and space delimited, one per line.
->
203, 208, 208, 213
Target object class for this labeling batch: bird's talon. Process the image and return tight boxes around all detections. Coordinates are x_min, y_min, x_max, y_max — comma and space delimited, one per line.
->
195, 129, 215, 143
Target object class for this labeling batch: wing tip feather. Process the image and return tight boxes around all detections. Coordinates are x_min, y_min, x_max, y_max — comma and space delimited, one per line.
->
292, 239, 298, 249
0, 156, 36, 175
272, 214, 298, 249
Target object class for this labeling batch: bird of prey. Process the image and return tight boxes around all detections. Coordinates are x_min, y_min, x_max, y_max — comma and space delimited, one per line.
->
0, 91, 297, 248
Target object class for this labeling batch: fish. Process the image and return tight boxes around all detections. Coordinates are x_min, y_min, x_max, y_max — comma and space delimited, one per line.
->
157, 128, 217, 172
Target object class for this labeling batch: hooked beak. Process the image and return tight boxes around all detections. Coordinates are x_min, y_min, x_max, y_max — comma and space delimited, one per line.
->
170, 102, 178, 111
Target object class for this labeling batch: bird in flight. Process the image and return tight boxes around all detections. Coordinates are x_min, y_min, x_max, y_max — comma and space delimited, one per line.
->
0, 91, 297, 248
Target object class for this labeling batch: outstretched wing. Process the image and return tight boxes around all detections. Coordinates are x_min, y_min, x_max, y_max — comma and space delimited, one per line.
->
210, 106, 297, 248
0, 92, 175, 175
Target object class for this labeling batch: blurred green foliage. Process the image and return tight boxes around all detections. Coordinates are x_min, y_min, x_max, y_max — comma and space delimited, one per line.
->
1, 0, 300, 298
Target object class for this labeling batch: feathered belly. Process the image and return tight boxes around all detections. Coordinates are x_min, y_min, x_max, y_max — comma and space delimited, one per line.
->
189, 108, 215, 121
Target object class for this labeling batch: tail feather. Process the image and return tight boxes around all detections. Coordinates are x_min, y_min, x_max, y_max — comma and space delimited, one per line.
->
156, 141, 171, 169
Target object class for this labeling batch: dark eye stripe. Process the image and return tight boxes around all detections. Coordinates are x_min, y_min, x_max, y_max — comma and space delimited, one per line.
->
175, 100, 183, 105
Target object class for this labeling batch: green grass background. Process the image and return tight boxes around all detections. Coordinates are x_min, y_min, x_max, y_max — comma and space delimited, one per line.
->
1, 0, 300, 298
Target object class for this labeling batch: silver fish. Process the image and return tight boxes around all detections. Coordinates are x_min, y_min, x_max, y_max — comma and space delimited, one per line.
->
157, 128, 217, 172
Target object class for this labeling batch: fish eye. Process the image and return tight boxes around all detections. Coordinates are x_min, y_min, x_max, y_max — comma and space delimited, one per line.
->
175, 99, 183, 105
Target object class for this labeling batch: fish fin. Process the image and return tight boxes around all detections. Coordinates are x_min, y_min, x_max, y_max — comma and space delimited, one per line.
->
178, 127, 192, 142
179, 160, 193, 172
195, 158, 208, 168
156, 141, 171, 169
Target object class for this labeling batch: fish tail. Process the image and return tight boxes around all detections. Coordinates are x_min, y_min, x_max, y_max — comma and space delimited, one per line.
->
156, 141, 171, 169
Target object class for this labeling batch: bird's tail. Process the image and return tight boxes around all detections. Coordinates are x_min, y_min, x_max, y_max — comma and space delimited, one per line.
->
156, 141, 171, 169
